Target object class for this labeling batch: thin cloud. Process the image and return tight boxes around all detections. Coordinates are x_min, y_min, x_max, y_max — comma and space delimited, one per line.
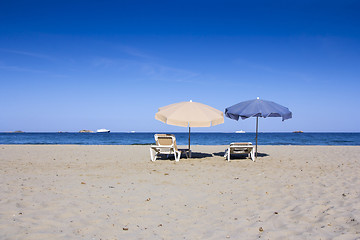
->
141, 63, 201, 83
117, 45, 155, 59
235, 58, 276, 73
91, 56, 202, 83
0, 48, 55, 60
91, 57, 134, 72
0, 64, 47, 73
234, 58, 314, 82
92, 43, 202, 83
92, 57, 118, 68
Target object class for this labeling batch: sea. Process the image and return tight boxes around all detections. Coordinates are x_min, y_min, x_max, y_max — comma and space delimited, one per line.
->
0, 132, 359, 145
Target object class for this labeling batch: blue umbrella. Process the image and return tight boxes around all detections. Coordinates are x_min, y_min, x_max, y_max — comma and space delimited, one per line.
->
225, 97, 292, 158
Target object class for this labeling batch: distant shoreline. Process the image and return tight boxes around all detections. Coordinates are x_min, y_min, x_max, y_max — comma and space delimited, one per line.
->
1, 132, 359, 145
1, 131, 360, 133
1, 144, 360, 147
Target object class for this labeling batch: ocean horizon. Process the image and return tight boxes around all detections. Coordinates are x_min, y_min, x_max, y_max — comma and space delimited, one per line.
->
1, 132, 359, 146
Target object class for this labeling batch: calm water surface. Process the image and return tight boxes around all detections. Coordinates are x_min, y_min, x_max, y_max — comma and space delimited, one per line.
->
0, 132, 359, 145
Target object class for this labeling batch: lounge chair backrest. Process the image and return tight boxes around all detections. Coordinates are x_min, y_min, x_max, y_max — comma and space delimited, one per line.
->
157, 136, 173, 146
155, 134, 179, 150
225, 142, 255, 161
230, 142, 252, 146
150, 134, 182, 161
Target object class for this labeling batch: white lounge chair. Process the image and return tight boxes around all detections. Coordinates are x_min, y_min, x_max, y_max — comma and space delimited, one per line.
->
150, 134, 188, 162
224, 142, 255, 162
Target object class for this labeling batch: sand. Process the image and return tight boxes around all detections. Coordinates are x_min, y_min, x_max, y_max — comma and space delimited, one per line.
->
0, 145, 359, 240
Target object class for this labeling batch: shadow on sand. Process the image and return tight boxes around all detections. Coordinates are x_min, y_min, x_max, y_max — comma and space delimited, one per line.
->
153, 152, 268, 161
213, 151, 269, 159
187, 152, 213, 159
154, 151, 213, 161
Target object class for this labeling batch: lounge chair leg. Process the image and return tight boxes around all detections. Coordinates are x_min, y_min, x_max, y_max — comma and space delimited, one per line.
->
150, 148, 156, 162
174, 151, 180, 162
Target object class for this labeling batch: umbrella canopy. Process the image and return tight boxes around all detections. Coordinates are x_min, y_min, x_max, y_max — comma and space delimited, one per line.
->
225, 98, 292, 121
156, 101, 224, 127
155, 101, 224, 156
225, 98, 292, 158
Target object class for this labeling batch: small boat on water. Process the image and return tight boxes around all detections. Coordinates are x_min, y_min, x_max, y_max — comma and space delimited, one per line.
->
97, 129, 110, 133
79, 130, 94, 133
293, 131, 303, 133
235, 130, 245, 133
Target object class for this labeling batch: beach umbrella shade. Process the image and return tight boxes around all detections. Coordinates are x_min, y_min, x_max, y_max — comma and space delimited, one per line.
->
225, 97, 292, 158
155, 100, 224, 157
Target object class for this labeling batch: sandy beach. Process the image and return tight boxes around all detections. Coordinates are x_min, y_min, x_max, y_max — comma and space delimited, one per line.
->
0, 145, 359, 239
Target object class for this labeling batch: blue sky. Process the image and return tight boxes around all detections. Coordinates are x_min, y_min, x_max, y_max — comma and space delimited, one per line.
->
1, 0, 359, 132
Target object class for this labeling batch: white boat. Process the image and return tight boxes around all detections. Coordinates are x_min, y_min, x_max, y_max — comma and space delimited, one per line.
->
97, 129, 110, 133
235, 130, 245, 133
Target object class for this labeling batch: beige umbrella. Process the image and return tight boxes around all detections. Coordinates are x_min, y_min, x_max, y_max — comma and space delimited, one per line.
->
155, 100, 224, 156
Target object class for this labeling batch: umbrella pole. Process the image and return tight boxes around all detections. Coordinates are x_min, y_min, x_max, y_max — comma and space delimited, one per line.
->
255, 116, 258, 158
188, 127, 191, 158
